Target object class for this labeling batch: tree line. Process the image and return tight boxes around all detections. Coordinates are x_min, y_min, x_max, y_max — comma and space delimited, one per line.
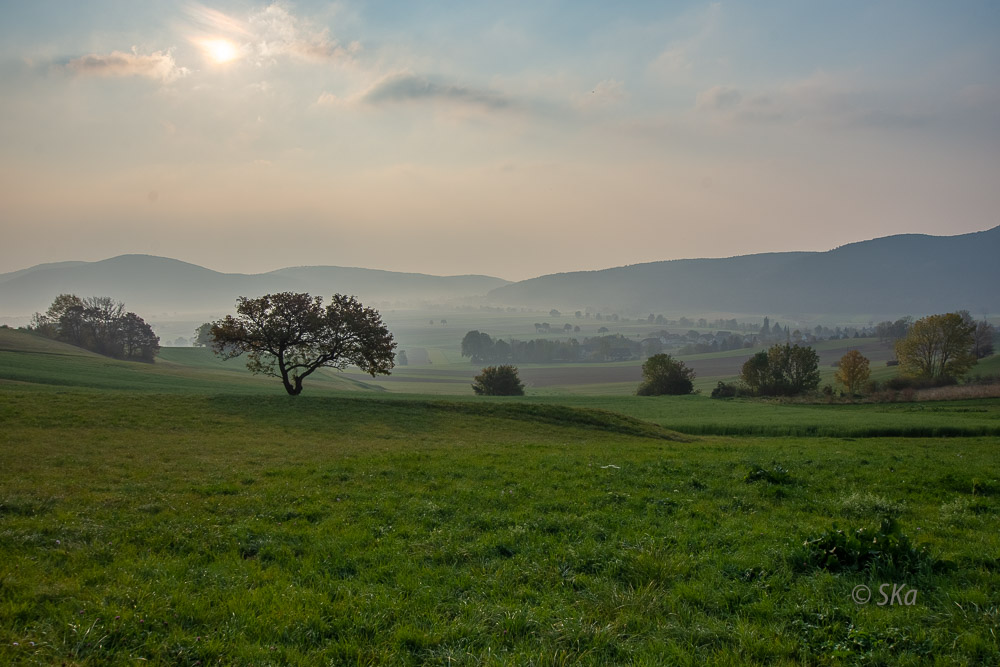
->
461, 330, 650, 364
712, 311, 995, 399
28, 294, 160, 362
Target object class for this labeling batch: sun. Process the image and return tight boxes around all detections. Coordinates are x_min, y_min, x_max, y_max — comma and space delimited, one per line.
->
202, 38, 239, 64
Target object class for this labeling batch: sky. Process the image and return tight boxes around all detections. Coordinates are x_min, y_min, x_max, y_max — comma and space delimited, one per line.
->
1, 1, 998, 281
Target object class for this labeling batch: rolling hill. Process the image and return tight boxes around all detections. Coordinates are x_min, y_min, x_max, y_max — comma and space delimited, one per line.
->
0, 326, 375, 393
486, 226, 1000, 316
0, 255, 510, 319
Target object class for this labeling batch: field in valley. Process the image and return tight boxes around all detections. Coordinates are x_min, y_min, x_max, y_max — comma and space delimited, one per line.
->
1, 328, 999, 664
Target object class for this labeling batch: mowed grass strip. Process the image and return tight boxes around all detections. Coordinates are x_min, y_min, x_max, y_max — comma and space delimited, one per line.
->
1, 391, 998, 665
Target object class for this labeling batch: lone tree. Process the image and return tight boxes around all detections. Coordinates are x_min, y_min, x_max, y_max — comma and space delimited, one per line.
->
210, 292, 395, 395
894, 313, 976, 379
636, 353, 695, 395
472, 365, 524, 396
834, 350, 871, 396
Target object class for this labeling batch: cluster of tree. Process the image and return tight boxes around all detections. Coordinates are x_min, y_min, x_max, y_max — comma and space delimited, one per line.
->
739, 343, 821, 396
461, 331, 648, 364
29, 294, 160, 362
210, 292, 395, 395
636, 354, 695, 396
471, 365, 525, 396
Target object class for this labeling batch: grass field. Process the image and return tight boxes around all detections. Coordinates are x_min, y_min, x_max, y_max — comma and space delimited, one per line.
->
1, 328, 999, 664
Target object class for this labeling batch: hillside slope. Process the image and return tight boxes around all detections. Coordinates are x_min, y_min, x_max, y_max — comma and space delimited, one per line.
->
0, 327, 374, 394
487, 226, 1000, 316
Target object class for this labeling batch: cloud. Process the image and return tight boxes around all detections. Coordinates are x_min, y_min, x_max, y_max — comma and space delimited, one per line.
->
315, 91, 349, 108
182, 1, 359, 67
650, 46, 691, 78
183, 3, 253, 37
694, 74, 932, 129
695, 85, 742, 111
65, 48, 188, 83
575, 79, 627, 110
357, 73, 513, 111
648, 2, 722, 81
248, 3, 359, 64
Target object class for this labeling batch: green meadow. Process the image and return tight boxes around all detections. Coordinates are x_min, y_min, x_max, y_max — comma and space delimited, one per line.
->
1, 328, 998, 664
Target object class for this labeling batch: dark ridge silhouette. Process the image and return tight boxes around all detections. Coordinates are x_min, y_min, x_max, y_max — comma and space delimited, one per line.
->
486, 226, 1000, 316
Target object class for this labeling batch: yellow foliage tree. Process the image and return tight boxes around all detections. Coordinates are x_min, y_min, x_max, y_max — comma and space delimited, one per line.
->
894, 313, 976, 379
834, 350, 870, 396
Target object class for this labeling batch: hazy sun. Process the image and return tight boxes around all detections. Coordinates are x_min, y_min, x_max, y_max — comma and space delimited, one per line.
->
203, 39, 238, 64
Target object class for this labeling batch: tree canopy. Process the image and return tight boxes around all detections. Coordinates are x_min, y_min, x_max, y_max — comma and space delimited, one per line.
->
834, 350, 871, 396
471, 365, 525, 396
193, 322, 213, 347
740, 343, 820, 396
894, 313, 976, 379
636, 354, 695, 396
210, 292, 395, 395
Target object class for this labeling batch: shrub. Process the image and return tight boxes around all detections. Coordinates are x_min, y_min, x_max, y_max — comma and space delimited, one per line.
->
710, 381, 742, 399
744, 463, 791, 485
472, 365, 525, 396
840, 492, 906, 520
886, 375, 957, 391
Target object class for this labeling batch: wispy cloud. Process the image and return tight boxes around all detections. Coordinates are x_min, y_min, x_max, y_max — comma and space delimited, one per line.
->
180, 2, 359, 67
64, 48, 188, 83
182, 3, 253, 37
574, 79, 627, 110
695, 73, 932, 130
647, 2, 722, 82
249, 3, 359, 64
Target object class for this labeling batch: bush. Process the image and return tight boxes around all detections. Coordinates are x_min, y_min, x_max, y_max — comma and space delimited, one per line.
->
710, 381, 743, 399
472, 365, 525, 396
636, 354, 695, 396
886, 375, 957, 391
795, 518, 930, 575
744, 463, 791, 485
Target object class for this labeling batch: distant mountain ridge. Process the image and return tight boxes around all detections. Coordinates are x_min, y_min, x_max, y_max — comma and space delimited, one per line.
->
0, 255, 511, 318
2, 226, 997, 320
486, 226, 1000, 316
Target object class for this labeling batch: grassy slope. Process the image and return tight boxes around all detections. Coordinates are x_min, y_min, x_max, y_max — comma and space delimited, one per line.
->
0, 329, 373, 394
1, 391, 998, 665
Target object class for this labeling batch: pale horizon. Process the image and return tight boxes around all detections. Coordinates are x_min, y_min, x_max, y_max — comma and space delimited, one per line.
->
1, 223, 998, 285
2, 1, 998, 281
